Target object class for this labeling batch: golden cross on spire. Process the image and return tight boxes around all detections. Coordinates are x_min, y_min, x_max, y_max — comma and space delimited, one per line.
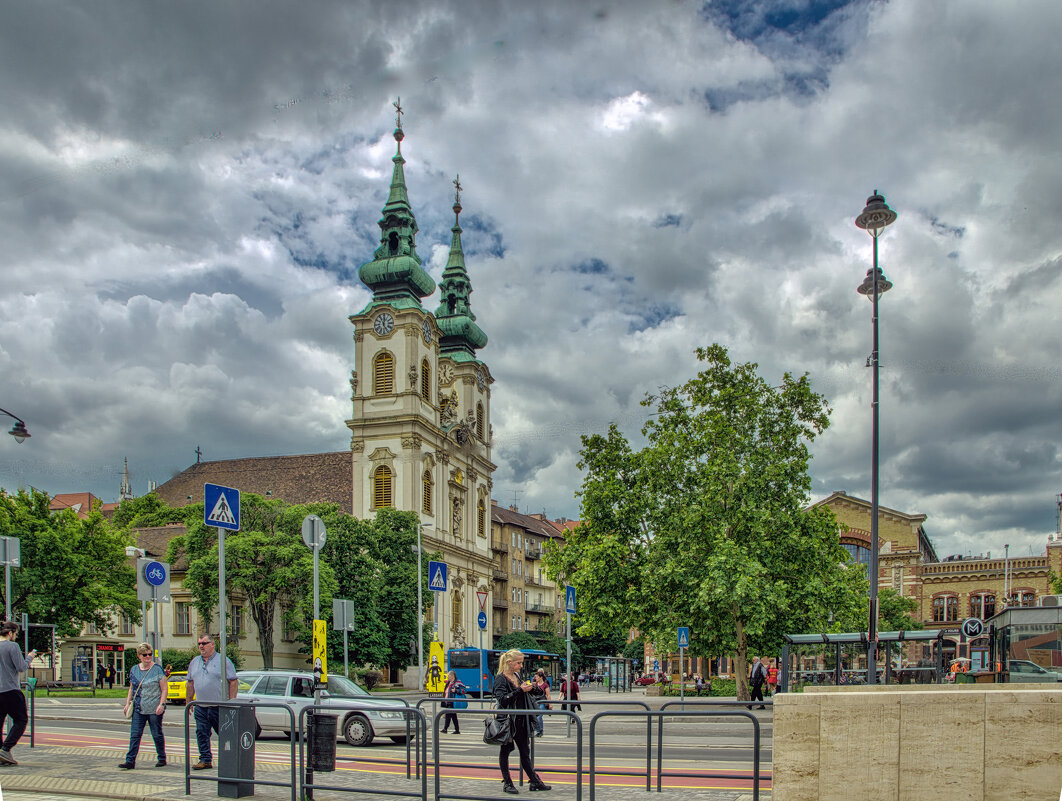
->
393, 97, 404, 128
453, 174, 462, 205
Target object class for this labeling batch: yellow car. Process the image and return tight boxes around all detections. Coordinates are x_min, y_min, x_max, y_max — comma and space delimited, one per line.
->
167, 671, 188, 705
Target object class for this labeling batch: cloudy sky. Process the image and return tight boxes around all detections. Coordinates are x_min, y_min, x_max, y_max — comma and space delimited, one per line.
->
2, 0, 1060, 560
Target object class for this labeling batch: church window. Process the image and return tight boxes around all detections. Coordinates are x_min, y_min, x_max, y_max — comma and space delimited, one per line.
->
420, 360, 431, 402
477, 499, 486, 538
422, 470, 432, 515
373, 352, 394, 395
373, 465, 393, 509
476, 402, 484, 439
388, 231, 400, 255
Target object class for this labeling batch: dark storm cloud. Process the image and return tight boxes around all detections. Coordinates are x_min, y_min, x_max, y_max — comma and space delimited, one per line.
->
1, 0, 1061, 562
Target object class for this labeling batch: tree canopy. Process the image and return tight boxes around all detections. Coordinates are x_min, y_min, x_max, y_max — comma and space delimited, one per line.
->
543, 344, 866, 699
0, 488, 139, 637
169, 494, 338, 668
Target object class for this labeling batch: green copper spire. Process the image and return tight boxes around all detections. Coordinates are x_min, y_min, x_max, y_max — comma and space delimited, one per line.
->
434, 175, 487, 360
357, 98, 435, 308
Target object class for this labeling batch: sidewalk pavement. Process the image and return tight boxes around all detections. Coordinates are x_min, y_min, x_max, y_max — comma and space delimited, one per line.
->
2, 691, 770, 801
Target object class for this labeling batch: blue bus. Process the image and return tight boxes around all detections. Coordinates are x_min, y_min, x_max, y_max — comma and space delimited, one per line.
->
446, 648, 564, 697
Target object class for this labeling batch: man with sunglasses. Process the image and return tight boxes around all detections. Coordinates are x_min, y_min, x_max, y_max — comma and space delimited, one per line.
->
185, 635, 237, 770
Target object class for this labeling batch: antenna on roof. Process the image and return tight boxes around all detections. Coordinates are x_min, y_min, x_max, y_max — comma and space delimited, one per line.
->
509, 488, 523, 511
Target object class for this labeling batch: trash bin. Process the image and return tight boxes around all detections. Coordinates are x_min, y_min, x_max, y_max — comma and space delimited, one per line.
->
218, 704, 256, 798
307, 711, 337, 773
954, 672, 974, 684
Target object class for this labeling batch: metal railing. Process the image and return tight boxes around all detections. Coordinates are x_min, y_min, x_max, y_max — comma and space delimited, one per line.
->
429, 706, 583, 801
590, 705, 766, 801
298, 702, 428, 801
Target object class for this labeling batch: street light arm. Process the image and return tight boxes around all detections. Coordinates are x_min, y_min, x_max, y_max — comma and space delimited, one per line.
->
0, 408, 31, 443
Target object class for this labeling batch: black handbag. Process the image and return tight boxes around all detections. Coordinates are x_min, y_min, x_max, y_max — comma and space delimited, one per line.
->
482, 712, 513, 745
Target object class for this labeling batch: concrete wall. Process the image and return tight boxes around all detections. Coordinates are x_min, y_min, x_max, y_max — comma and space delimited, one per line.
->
773, 684, 1062, 801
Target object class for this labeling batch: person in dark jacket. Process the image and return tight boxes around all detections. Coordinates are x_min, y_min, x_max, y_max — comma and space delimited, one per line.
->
440, 670, 465, 734
493, 649, 550, 794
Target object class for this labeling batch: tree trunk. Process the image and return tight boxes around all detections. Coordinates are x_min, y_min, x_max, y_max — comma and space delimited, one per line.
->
250, 599, 275, 669
734, 614, 749, 701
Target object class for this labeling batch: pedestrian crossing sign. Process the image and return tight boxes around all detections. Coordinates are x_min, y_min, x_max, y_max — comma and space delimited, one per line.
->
565, 585, 577, 614
204, 483, 240, 531
428, 560, 447, 592
677, 627, 689, 649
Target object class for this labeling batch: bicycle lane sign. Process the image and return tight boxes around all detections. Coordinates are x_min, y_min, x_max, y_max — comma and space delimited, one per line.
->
136, 559, 172, 603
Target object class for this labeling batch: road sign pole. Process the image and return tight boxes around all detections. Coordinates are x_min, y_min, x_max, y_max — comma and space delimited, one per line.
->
152, 585, 160, 665
417, 524, 424, 692
218, 527, 227, 691
565, 610, 572, 739
680, 646, 685, 705
5, 563, 11, 622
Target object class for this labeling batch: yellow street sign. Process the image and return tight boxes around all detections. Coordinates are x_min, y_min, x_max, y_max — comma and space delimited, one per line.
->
426, 639, 446, 694
313, 619, 328, 684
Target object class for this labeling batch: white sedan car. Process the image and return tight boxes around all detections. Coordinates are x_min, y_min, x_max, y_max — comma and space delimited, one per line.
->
237, 671, 414, 746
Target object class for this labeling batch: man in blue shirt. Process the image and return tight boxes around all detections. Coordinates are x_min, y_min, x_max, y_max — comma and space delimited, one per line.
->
185, 635, 237, 770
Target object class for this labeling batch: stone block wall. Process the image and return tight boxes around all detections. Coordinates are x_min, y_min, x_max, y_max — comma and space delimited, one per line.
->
773, 685, 1062, 801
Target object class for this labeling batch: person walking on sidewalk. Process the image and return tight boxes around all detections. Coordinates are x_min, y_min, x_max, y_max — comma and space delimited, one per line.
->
440, 670, 465, 734
185, 635, 237, 771
0, 621, 37, 766
119, 643, 168, 769
493, 649, 551, 794
748, 656, 767, 710
559, 673, 581, 712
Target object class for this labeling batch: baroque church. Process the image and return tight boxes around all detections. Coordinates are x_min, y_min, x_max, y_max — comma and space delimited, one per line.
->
346, 106, 496, 650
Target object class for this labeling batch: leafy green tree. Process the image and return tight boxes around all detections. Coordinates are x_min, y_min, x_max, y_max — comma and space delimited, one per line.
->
543, 345, 865, 700
876, 587, 923, 632
495, 632, 541, 651
111, 492, 192, 529
622, 635, 645, 662
0, 488, 139, 636
321, 507, 436, 677
169, 494, 336, 668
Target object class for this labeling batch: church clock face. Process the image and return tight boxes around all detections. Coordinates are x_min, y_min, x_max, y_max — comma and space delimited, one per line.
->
440, 362, 454, 385
373, 312, 395, 337
422, 319, 432, 344
476, 371, 485, 390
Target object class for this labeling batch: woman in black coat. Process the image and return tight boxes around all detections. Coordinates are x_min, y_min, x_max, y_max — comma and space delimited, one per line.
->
493, 649, 551, 794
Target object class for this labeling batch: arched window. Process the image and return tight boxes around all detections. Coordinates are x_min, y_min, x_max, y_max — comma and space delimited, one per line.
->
476, 402, 484, 439
420, 359, 431, 402
373, 465, 392, 509
842, 542, 870, 564
477, 499, 486, 538
373, 352, 394, 395
422, 470, 432, 515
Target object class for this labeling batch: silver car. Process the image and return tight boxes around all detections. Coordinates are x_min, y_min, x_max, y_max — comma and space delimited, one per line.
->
237, 671, 414, 746
1007, 659, 1062, 683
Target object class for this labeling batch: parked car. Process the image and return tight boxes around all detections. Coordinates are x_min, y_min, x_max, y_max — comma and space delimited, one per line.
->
634, 676, 656, 686
1007, 660, 1062, 683
166, 671, 188, 704
237, 670, 413, 746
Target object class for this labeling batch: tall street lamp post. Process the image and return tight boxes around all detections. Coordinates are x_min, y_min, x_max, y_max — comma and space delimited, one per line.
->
1, 409, 31, 443
855, 191, 897, 685
413, 523, 431, 691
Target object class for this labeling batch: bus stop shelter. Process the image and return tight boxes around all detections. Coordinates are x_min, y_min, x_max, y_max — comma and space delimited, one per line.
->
781, 628, 958, 691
